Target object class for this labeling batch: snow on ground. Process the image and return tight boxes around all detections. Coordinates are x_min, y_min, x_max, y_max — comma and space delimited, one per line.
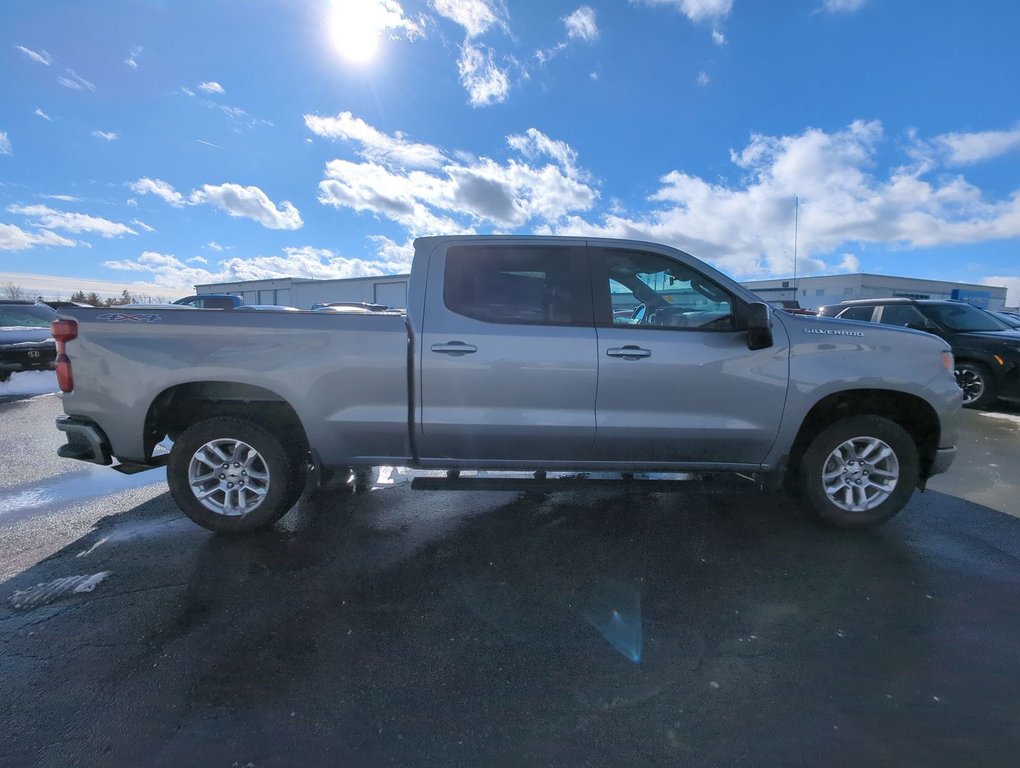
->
0, 371, 59, 398
980, 411, 1020, 427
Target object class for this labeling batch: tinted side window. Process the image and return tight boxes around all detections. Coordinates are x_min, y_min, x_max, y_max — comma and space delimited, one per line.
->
836, 306, 876, 322
443, 245, 589, 325
592, 248, 735, 330
878, 305, 926, 327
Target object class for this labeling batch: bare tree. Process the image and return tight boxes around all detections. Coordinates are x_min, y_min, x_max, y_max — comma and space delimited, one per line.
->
2, 281, 29, 300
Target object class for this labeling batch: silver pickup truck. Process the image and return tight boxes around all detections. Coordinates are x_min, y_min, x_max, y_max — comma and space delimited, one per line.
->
53, 236, 961, 532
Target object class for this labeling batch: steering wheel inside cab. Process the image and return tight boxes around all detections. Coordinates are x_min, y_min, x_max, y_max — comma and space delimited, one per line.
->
633, 303, 686, 326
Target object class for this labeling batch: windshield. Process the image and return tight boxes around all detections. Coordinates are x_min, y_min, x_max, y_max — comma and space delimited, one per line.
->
920, 303, 1012, 332
0, 305, 57, 329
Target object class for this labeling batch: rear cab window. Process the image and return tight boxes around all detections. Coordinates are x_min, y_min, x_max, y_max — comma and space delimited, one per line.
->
443, 244, 592, 326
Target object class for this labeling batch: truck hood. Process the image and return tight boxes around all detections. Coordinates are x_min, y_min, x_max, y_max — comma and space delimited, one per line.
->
776, 311, 952, 350
955, 329, 1020, 343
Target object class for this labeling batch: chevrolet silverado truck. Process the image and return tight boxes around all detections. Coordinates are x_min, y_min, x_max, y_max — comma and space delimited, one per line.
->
53, 236, 961, 532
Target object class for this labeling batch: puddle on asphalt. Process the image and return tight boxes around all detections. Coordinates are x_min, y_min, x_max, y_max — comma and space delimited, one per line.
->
0, 465, 167, 524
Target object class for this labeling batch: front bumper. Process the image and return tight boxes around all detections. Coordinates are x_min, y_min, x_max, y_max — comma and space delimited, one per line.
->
56, 415, 112, 465
0, 344, 57, 374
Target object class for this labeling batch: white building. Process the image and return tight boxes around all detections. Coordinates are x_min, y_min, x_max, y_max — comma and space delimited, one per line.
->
743, 273, 1007, 311
196, 271, 1008, 313
195, 274, 411, 309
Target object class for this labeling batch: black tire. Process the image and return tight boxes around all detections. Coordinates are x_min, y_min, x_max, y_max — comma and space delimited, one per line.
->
955, 361, 997, 409
798, 416, 919, 529
167, 417, 303, 533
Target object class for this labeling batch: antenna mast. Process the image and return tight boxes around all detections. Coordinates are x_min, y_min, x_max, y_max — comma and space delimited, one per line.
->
793, 195, 799, 299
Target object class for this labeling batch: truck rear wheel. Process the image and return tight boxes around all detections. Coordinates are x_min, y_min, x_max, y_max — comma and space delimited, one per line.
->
798, 416, 919, 528
167, 417, 304, 533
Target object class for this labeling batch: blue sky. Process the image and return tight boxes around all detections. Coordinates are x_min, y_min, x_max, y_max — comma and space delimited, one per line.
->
3, 0, 1020, 303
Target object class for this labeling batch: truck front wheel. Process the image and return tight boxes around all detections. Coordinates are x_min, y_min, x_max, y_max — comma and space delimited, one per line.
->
168, 417, 304, 533
798, 416, 919, 528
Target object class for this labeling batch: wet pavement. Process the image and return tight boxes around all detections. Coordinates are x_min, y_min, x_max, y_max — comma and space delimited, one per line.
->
1, 391, 1019, 767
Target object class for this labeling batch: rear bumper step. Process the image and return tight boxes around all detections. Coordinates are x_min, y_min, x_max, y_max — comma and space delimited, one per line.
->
56, 416, 112, 466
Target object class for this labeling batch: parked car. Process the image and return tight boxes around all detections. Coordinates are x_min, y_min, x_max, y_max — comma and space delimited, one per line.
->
989, 310, 1020, 329
173, 294, 243, 309
0, 301, 58, 383
764, 299, 818, 316
54, 235, 959, 534
43, 301, 93, 310
232, 305, 302, 312
309, 301, 391, 312
818, 298, 1020, 408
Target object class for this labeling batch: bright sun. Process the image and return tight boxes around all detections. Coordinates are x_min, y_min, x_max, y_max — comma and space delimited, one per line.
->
329, 0, 386, 64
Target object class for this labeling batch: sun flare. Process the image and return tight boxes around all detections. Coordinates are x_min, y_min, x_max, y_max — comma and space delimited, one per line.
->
328, 0, 386, 64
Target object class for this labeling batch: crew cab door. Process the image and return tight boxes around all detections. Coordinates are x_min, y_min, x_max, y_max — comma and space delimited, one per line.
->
589, 246, 789, 465
418, 242, 597, 462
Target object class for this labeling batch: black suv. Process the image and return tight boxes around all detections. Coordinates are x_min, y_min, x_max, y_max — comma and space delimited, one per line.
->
0, 301, 58, 384
818, 298, 1020, 408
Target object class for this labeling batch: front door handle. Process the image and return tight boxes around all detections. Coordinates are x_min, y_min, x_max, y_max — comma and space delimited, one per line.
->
431, 341, 478, 356
606, 345, 651, 360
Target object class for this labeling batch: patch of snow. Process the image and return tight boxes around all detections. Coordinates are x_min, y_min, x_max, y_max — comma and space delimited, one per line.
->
0, 370, 59, 397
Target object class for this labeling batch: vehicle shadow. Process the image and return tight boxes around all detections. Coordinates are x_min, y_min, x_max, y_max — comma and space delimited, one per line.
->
2, 483, 1020, 767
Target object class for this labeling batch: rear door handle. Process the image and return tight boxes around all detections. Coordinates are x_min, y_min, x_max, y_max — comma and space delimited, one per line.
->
431, 341, 478, 356
606, 345, 651, 360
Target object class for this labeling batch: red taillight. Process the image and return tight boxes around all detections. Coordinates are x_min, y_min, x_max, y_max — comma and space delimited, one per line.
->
51, 319, 78, 393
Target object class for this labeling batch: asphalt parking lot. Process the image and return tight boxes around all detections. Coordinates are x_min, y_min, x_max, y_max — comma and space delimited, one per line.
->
2, 380, 1019, 767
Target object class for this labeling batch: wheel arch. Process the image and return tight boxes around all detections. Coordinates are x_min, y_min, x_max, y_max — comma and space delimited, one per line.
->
786, 390, 941, 485
144, 381, 310, 460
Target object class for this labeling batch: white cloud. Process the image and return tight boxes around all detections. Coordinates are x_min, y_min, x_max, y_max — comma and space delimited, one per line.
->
0, 223, 75, 250
57, 70, 95, 92
983, 276, 1020, 308
181, 87, 195, 97
15, 45, 51, 65
41, 194, 81, 202
128, 178, 186, 207
546, 119, 1020, 277
712, 28, 726, 45
199, 81, 225, 94
837, 253, 860, 272
188, 184, 303, 230
132, 219, 156, 233
304, 111, 446, 169
506, 128, 583, 178
102, 246, 406, 292
822, 0, 868, 12
34, 108, 51, 121
697, 70, 710, 86
934, 128, 1020, 166
92, 130, 119, 141
632, 0, 734, 24
431, 0, 508, 38
0, 131, 11, 155
564, 6, 599, 42
7, 204, 136, 238
206, 241, 230, 252
127, 178, 302, 230
125, 46, 142, 68
458, 43, 510, 107
314, 116, 596, 235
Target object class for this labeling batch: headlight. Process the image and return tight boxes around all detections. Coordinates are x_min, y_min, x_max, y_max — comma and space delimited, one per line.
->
941, 351, 954, 372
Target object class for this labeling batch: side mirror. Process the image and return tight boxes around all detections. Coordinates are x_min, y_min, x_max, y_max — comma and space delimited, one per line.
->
746, 302, 773, 350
